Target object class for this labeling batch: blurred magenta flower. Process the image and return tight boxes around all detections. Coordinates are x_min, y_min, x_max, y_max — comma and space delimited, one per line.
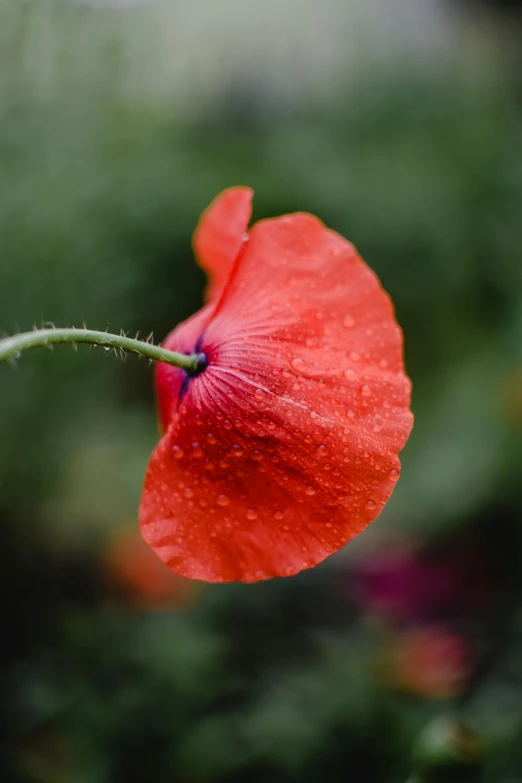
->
352, 542, 458, 623
351, 537, 492, 625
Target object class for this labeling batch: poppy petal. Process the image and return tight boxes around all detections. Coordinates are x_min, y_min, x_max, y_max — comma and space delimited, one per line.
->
192, 186, 253, 302
141, 209, 413, 582
155, 304, 213, 433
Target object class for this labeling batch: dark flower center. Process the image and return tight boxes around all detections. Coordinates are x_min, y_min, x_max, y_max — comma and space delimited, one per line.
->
179, 336, 208, 399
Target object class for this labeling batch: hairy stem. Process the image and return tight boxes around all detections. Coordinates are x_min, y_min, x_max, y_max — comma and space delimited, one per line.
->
0, 327, 201, 373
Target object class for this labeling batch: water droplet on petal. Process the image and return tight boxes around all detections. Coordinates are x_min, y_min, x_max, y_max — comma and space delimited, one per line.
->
361, 384, 371, 397
172, 445, 184, 460
254, 388, 264, 399
274, 510, 284, 520
389, 469, 399, 480
366, 499, 376, 508
291, 357, 308, 373
343, 314, 355, 327
306, 486, 316, 496
230, 444, 244, 458
191, 442, 203, 458
344, 368, 357, 381
184, 487, 194, 499
217, 494, 230, 507
246, 509, 258, 520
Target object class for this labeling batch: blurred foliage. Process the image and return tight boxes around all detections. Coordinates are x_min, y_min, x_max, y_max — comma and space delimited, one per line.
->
1, 1, 522, 782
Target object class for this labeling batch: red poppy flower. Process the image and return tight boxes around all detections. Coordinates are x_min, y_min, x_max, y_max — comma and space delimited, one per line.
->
140, 187, 413, 583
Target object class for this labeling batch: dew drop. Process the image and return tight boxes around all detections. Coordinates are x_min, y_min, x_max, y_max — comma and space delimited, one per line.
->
343, 314, 355, 328
184, 487, 194, 499
366, 499, 376, 508
172, 445, 184, 460
206, 433, 217, 445
361, 384, 371, 397
245, 509, 258, 521
191, 442, 203, 458
254, 388, 264, 399
389, 469, 399, 480
274, 510, 284, 520
306, 486, 316, 496
252, 450, 263, 461
291, 357, 308, 373
230, 444, 244, 458
316, 444, 328, 457
281, 367, 291, 378
349, 351, 360, 362
216, 494, 230, 507
344, 368, 357, 381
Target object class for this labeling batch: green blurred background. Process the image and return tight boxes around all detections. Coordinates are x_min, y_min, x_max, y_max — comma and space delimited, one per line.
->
1, 1, 522, 781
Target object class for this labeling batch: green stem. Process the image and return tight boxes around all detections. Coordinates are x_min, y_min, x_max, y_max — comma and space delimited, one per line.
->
0, 327, 202, 374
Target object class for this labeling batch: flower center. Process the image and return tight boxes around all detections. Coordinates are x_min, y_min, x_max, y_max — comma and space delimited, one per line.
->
187, 351, 208, 378
179, 339, 208, 400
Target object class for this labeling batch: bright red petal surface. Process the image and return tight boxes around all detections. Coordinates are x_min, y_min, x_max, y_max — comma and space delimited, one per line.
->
141, 203, 413, 583
192, 186, 253, 302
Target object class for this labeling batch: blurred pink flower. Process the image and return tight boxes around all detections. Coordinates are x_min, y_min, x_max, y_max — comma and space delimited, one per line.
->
385, 625, 472, 699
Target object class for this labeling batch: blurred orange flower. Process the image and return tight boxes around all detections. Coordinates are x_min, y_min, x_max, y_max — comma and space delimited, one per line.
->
103, 524, 200, 608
